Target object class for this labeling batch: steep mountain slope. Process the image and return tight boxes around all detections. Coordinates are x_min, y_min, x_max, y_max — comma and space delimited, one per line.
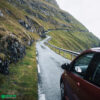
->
0, 1, 39, 99
0, 0, 100, 74
0, 0, 100, 99
8, 0, 100, 47
49, 30, 100, 52
0, 0, 40, 74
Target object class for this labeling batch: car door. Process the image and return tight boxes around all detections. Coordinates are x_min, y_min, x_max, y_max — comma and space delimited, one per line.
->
64, 53, 95, 100
88, 53, 100, 99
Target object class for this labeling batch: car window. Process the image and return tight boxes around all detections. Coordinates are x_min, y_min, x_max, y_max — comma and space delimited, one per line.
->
92, 62, 100, 87
72, 53, 94, 77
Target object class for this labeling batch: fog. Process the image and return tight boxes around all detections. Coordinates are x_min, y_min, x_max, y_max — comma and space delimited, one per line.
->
56, 0, 100, 39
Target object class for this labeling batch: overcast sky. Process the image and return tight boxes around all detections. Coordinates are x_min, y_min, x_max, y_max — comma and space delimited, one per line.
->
56, 0, 100, 39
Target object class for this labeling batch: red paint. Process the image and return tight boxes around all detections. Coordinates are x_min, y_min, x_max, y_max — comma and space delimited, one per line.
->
61, 48, 100, 100
69, 72, 100, 99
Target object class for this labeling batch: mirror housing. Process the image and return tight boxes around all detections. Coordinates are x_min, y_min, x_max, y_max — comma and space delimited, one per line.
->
61, 63, 70, 71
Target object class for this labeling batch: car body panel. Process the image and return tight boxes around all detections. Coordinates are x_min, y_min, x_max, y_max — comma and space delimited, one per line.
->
61, 48, 100, 100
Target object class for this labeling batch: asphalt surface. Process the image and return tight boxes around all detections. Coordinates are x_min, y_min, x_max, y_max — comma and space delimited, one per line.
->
36, 37, 70, 100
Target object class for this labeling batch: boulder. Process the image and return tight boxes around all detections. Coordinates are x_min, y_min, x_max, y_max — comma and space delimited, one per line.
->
0, 10, 4, 17
0, 54, 9, 75
0, 34, 31, 75
18, 19, 33, 32
5, 9, 13, 15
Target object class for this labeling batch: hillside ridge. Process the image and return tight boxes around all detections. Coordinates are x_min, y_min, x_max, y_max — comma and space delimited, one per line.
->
0, 0, 99, 74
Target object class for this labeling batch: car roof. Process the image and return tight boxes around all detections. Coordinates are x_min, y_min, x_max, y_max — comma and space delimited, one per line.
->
90, 47, 100, 53
81, 47, 100, 54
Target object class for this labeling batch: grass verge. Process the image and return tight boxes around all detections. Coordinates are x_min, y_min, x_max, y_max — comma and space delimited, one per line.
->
46, 43, 75, 60
0, 43, 38, 100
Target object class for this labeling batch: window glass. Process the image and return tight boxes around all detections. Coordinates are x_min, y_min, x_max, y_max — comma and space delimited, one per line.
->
73, 53, 94, 77
92, 62, 100, 87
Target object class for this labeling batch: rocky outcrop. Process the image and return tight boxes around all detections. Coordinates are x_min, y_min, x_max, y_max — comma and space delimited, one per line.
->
0, 53, 9, 75
18, 19, 32, 31
5, 9, 13, 15
8, 0, 25, 4
0, 33, 34, 75
0, 10, 4, 17
25, 16, 43, 33
7, 0, 67, 28
18, 16, 45, 35
25, 9, 48, 22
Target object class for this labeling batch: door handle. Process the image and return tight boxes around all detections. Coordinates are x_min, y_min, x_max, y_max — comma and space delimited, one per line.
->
77, 82, 80, 86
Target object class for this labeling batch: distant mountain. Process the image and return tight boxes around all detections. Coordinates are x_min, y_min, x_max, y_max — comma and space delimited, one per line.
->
0, 0, 100, 74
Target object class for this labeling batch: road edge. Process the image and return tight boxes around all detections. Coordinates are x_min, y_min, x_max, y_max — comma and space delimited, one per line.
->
36, 47, 46, 100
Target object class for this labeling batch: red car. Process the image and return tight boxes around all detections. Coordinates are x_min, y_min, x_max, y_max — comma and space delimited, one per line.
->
60, 48, 100, 100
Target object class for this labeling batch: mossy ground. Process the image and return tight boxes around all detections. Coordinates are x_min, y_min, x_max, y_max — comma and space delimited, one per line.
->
0, 43, 38, 100
0, 0, 100, 99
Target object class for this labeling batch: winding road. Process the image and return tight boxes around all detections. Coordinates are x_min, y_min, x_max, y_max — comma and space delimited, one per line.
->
36, 36, 70, 100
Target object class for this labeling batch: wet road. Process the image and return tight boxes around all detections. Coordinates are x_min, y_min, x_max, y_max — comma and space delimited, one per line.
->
36, 37, 70, 100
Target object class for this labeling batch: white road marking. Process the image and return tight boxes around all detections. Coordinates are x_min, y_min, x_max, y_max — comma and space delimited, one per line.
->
36, 50, 40, 73
36, 57, 38, 61
36, 51, 38, 55
37, 64, 40, 73
36, 49, 46, 100
38, 84, 46, 100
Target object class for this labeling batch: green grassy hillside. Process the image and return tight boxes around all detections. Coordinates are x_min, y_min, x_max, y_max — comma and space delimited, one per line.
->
0, 0, 39, 99
49, 30, 100, 52
7, 0, 99, 51
0, 0, 100, 99
0, 43, 38, 100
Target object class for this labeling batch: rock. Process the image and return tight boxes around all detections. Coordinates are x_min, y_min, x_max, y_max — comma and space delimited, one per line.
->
18, 19, 32, 31
0, 10, 4, 17
0, 34, 30, 75
0, 58, 9, 75
8, 0, 25, 4
28, 41, 31, 46
0, 60, 2, 63
18, 20, 26, 27
25, 16, 45, 34
45, 0, 59, 7
16, 0, 25, 4
0, 27, 5, 31
5, 9, 13, 15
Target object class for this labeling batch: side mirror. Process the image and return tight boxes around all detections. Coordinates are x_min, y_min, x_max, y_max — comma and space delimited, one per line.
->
61, 63, 70, 71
